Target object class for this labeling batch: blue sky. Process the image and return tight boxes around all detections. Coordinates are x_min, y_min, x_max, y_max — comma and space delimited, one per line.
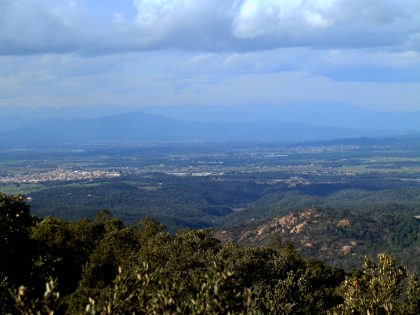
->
0, 0, 420, 111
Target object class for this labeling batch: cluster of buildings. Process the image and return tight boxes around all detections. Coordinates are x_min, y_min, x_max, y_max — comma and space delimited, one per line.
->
0, 168, 120, 184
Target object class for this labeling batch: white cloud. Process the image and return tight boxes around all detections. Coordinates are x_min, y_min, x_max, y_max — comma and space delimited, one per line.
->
132, 0, 236, 50
0, 0, 87, 54
231, 0, 419, 48
1, 0, 420, 111
232, 0, 335, 39
0, 0, 419, 54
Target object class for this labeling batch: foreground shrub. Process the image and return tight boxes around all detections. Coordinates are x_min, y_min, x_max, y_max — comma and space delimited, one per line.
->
334, 253, 420, 314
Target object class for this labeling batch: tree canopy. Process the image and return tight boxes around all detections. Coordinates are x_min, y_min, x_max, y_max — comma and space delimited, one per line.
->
1, 193, 419, 314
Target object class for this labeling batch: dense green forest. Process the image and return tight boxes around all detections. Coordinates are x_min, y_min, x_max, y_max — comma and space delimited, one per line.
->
217, 206, 420, 273
23, 173, 420, 230
17, 172, 420, 274
1, 192, 420, 314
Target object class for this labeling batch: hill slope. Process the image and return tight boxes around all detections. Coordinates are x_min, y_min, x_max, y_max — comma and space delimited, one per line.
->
214, 207, 420, 271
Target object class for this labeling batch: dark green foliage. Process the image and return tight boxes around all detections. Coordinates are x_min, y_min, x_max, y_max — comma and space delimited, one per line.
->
0, 193, 35, 313
14, 161, 420, 273
12, 278, 60, 315
0, 193, 33, 283
334, 253, 420, 314
27, 174, 267, 230
31, 217, 96, 295
1, 193, 420, 314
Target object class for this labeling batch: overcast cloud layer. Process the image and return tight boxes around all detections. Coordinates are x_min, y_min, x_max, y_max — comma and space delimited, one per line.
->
1, 0, 420, 53
0, 0, 420, 111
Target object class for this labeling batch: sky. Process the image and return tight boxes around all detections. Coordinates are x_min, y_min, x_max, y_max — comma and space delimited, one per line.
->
1, 0, 420, 112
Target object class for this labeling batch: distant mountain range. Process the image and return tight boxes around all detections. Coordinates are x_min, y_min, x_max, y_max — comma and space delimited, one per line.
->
1, 110, 416, 146
0, 103, 419, 146
143, 103, 420, 131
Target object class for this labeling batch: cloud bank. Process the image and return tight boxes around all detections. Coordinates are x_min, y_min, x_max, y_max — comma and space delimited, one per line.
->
1, 0, 419, 54
1, 0, 419, 111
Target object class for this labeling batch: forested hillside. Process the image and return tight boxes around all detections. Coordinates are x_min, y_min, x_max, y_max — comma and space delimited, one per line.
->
1, 192, 420, 314
20, 172, 420, 274
215, 207, 420, 272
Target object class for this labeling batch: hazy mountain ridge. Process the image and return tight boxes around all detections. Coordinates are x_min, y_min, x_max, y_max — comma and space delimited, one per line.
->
143, 103, 420, 131
0, 110, 415, 146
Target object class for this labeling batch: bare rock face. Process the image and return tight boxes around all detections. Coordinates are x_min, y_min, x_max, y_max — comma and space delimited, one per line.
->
225, 208, 326, 244
337, 219, 350, 227
234, 208, 321, 244
213, 207, 373, 268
